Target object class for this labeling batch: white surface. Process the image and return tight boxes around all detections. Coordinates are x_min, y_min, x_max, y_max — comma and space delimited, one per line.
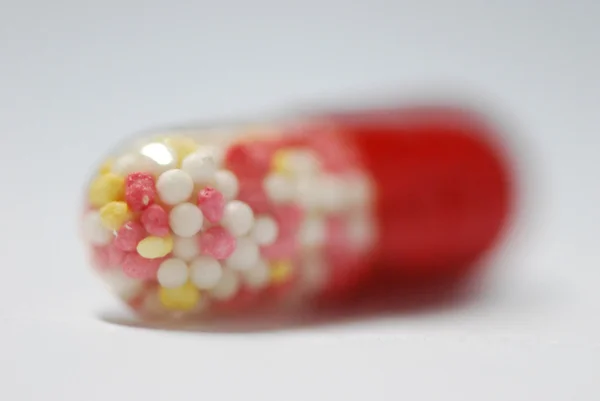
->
0, 1, 599, 400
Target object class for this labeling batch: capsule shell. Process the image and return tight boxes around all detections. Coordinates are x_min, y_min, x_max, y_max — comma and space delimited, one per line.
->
82, 104, 513, 319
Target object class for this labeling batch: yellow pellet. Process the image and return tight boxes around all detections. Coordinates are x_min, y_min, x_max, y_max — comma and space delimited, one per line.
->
271, 150, 291, 175
98, 159, 113, 175
270, 260, 293, 284
136, 235, 173, 259
88, 173, 125, 208
159, 282, 200, 311
99, 201, 131, 230
163, 136, 198, 165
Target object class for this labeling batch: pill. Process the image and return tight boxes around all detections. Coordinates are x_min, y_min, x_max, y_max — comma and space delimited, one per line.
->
82, 103, 513, 320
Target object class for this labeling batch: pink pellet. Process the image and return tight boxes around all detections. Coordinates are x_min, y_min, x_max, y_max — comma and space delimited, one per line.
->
197, 187, 225, 223
114, 221, 146, 251
305, 126, 358, 172
211, 288, 259, 313
326, 217, 348, 250
92, 244, 126, 269
107, 243, 127, 265
141, 204, 169, 236
261, 234, 297, 259
258, 205, 302, 259
199, 226, 236, 260
127, 284, 155, 311
121, 253, 164, 280
237, 179, 270, 214
126, 172, 154, 186
224, 142, 273, 180
91, 246, 110, 270
272, 204, 303, 236
125, 173, 157, 212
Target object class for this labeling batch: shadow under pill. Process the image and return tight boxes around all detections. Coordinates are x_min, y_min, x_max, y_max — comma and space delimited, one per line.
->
97, 273, 488, 334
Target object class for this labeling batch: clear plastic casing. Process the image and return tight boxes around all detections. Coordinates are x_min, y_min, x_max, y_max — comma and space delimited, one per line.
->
81, 118, 377, 319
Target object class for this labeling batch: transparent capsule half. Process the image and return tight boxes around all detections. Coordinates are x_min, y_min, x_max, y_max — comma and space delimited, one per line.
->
83, 117, 379, 319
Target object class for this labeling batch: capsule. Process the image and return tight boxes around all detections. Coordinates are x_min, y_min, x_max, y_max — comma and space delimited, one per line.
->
82, 104, 513, 319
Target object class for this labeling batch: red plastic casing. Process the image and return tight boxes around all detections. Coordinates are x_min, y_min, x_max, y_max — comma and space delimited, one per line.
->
322, 106, 513, 297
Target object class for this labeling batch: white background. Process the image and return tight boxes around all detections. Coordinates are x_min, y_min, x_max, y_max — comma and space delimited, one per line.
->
1, 1, 599, 400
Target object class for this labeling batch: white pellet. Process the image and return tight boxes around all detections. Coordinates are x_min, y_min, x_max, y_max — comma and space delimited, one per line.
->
346, 172, 374, 207
348, 214, 377, 250
197, 145, 225, 167
112, 153, 158, 176
243, 258, 270, 290
187, 296, 209, 317
284, 149, 321, 176
181, 151, 217, 185
142, 290, 169, 317
210, 269, 240, 300
318, 175, 347, 212
250, 216, 278, 246
169, 202, 204, 237
172, 235, 200, 262
189, 255, 223, 290
295, 177, 321, 210
215, 169, 239, 200
83, 211, 113, 245
225, 237, 259, 271
300, 252, 328, 293
156, 169, 194, 205
157, 258, 189, 288
263, 173, 294, 203
221, 200, 254, 237
299, 217, 326, 248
